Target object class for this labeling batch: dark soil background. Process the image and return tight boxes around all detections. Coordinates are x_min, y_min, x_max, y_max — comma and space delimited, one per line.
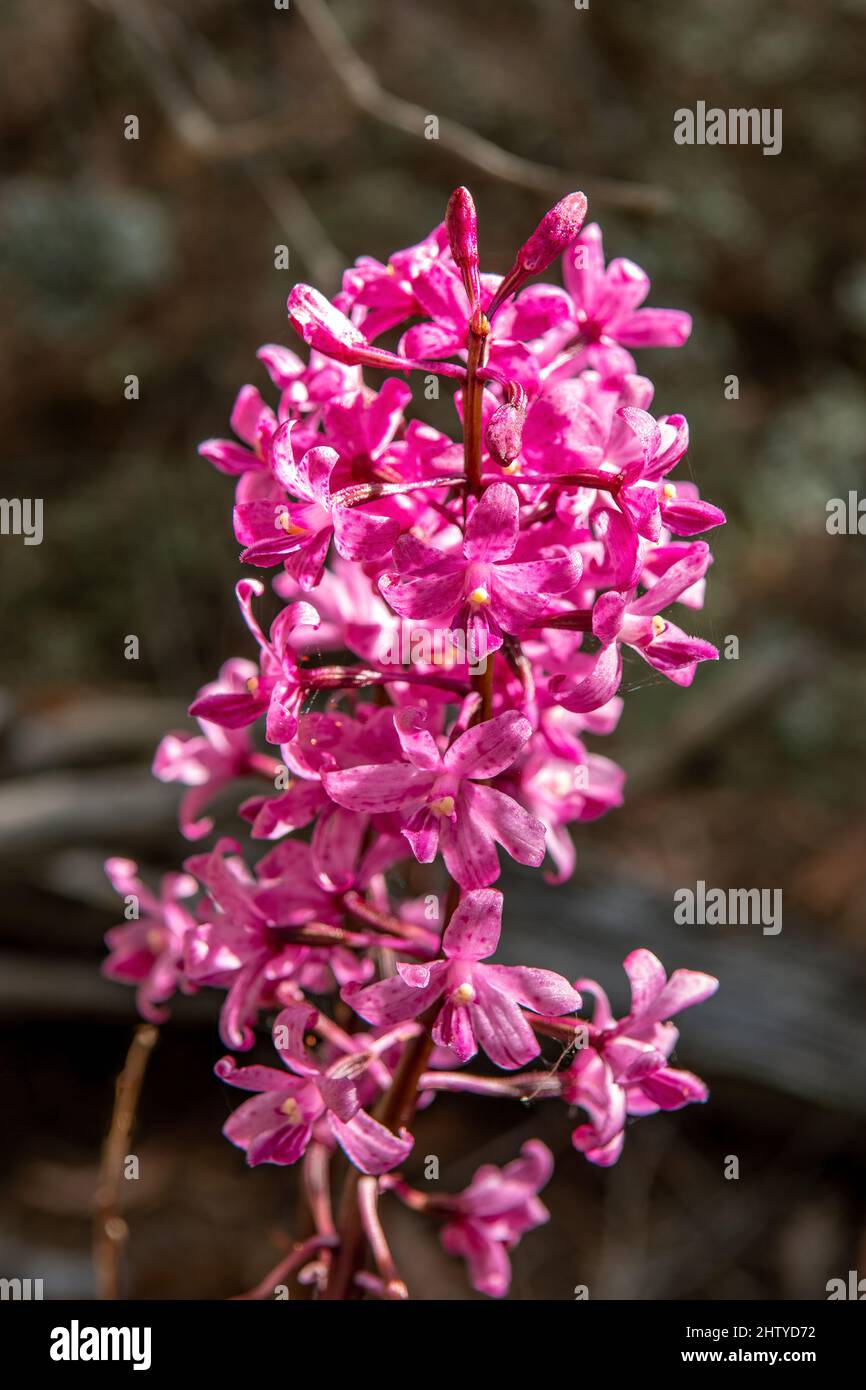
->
1, 0, 864, 1300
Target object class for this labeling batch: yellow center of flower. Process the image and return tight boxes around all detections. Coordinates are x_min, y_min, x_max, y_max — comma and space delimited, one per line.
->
663, 482, 677, 500
146, 928, 164, 952
452, 982, 475, 1005
651, 615, 667, 638
468, 586, 490, 606
278, 513, 306, 535
246, 676, 260, 694
431, 649, 456, 669
280, 1097, 303, 1122
430, 795, 455, 817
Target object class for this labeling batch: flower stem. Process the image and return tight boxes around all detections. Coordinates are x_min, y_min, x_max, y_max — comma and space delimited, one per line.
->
357, 1177, 408, 1298
463, 309, 490, 497
464, 309, 494, 720
323, 879, 460, 1300
230, 1233, 339, 1300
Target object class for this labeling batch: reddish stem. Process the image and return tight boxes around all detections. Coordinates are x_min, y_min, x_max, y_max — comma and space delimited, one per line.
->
357, 1177, 408, 1299
230, 1233, 339, 1301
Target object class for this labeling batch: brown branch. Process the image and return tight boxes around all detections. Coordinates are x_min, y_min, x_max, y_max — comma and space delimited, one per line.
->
294, 0, 670, 215
93, 1022, 159, 1299
89, 0, 344, 288
99, 0, 668, 215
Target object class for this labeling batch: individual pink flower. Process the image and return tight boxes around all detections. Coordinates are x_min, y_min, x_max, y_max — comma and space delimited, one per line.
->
153, 658, 257, 840
256, 343, 361, 448
183, 838, 317, 1049
337, 219, 450, 340
198, 383, 279, 479
438, 1139, 553, 1297
217, 1003, 414, 1174
102, 859, 198, 1022
239, 705, 403, 851
520, 373, 691, 545
323, 708, 546, 889
321, 377, 412, 474
233, 426, 401, 589
379, 482, 581, 658
188, 579, 319, 743
563, 222, 693, 350
343, 889, 581, 1069
517, 739, 625, 883
184, 837, 370, 1049
563, 949, 718, 1165
590, 540, 718, 686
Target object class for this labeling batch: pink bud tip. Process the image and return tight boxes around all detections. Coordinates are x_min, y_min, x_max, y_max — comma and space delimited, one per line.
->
516, 192, 588, 275
486, 192, 588, 320
446, 186, 479, 269
446, 186, 481, 309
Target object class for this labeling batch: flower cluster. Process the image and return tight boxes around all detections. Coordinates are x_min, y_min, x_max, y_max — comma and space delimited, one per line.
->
104, 187, 721, 1299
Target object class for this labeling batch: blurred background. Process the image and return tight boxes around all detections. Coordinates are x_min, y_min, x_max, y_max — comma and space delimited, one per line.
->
1, 0, 865, 1300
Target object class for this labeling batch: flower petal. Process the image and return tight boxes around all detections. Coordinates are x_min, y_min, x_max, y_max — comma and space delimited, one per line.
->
442, 888, 503, 960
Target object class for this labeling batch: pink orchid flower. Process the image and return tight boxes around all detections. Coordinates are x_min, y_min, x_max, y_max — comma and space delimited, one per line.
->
563, 948, 719, 1165
233, 425, 400, 590
184, 837, 370, 1050
323, 707, 546, 889
379, 482, 581, 658
153, 657, 257, 841
563, 222, 693, 350
439, 1139, 554, 1298
189, 579, 320, 743
198, 382, 279, 479
517, 739, 625, 883
591, 539, 718, 686
343, 889, 581, 1069
102, 859, 198, 1023
217, 1003, 414, 1174
337, 219, 450, 340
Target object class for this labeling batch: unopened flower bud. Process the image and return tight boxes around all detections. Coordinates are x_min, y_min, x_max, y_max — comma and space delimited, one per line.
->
515, 192, 588, 275
287, 283, 370, 364
486, 384, 527, 467
446, 186, 481, 309
488, 192, 588, 318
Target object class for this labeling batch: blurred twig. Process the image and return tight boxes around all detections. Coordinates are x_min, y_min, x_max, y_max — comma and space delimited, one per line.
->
91, 0, 667, 219
88, 0, 344, 287
93, 1022, 159, 1300
294, 0, 670, 214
